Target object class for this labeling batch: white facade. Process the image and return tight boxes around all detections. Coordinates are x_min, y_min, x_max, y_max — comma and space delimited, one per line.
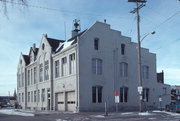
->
17, 21, 171, 112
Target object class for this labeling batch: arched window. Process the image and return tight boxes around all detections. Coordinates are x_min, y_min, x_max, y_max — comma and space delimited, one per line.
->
94, 38, 99, 50
42, 43, 45, 50
142, 65, 149, 79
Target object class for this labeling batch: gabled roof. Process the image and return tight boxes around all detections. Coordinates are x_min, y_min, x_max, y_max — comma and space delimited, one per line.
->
47, 38, 65, 52
34, 48, 39, 55
67, 30, 86, 42
22, 55, 30, 65
56, 30, 86, 53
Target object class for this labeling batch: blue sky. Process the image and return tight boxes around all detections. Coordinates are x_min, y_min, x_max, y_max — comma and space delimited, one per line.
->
0, 0, 179, 96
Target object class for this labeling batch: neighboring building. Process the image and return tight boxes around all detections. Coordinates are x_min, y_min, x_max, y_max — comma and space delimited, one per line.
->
17, 20, 171, 112
157, 70, 164, 83
171, 85, 180, 102
0, 96, 16, 106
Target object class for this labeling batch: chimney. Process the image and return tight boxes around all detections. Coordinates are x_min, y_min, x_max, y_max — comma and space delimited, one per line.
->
71, 19, 80, 38
33, 43, 36, 51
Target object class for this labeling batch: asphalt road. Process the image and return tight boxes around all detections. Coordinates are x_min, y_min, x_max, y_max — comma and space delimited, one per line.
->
0, 112, 180, 121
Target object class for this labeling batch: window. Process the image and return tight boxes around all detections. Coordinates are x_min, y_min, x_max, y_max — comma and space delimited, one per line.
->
121, 44, 125, 55
62, 57, 67, 76
22, 73, 24, 87
31, 69, 33, 85
28, 92, 30, 102
38, 90, 40, 102
28, 70, 30, 85
34, 67, 36, 84
42, 89, 45, 102
120, 62, 128, 77
92, 86, 103, 103
55, 60, 59, 78
94, 38, 99, 50
31, 91, 33, 102
34, 91, 37, 102
39, 63, 43, 82
92, 58, 102, 75
142, 65, 149, 79
19, 93, 21, 103
42, 43, 45, 50
69, 53, 76, 74
45, 60, 49, 80
120, 87, 128, 103
22, 93, 24, 102
143, 88, 149, 102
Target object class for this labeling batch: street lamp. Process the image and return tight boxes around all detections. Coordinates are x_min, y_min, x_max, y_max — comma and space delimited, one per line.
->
141, 31, 156, 42
137, 31, 155, 112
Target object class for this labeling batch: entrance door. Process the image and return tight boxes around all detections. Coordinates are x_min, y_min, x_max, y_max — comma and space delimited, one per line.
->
67, 91, 75, 111
57, 92, 65, 111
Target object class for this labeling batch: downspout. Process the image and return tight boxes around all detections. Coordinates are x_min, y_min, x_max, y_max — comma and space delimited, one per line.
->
75, 36, 80, 112
50, 51, 54, 110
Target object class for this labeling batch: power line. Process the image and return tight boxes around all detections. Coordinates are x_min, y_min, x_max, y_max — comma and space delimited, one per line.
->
153, 10, 180, 30
155, 38, 180, 51
0, 0, 103, 17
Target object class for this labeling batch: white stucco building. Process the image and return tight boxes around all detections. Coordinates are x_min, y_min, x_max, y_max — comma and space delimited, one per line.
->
17, 21, 171, 112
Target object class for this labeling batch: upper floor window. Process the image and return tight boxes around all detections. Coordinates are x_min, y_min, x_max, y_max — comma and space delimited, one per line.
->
62, 57, 67, 76
92, 58, 102, 75
34, 67, 36, 84
31, 69, 33, 85
142, 65, 149, 79
120, 62, 128, 77
120, 87, 128, 103
94, 38, 99, 50
22, 73, 24, 87
121, 44, 125, 55
39, 63, 43, 82
143, 88, 149, 102
42, 43, 45, 50
27, 70, 30, 85
92, 86, 103, 103
69, 53, 76, 74
45, 60, 49, 80
55, 60, 59, 78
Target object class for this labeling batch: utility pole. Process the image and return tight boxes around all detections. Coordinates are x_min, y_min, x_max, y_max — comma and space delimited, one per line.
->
128, 0, 146, 112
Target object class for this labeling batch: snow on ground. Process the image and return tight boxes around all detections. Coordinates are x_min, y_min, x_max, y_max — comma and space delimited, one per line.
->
56, 119, 68, 121
121, 112, 134, 115
0, 109, 34, 116
152, 110, 180, 116
139, 111, 152, 116
92, 115, 105, 118
148, 118, 156, 120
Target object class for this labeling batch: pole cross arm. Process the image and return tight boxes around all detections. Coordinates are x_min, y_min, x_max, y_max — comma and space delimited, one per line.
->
128, 0, 147, 3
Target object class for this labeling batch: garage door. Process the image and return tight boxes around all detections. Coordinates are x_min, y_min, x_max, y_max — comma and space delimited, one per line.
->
67, 91, 75, 111
57, 93, 65, 111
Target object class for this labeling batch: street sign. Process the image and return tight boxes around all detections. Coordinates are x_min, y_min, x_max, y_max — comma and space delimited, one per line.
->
138, 86, 143, 94
159, 97, 162, 102
114, 91, 119, 96
115, 96, 120, 103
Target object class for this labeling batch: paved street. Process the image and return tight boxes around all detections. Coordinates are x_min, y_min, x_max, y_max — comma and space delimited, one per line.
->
0, 110, 180, 121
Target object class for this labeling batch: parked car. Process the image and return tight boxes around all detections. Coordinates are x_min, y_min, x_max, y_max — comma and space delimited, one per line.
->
166, 102, 180, 113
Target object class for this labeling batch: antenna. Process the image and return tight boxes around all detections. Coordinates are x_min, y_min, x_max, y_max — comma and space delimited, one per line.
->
64, 22, 66, 41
